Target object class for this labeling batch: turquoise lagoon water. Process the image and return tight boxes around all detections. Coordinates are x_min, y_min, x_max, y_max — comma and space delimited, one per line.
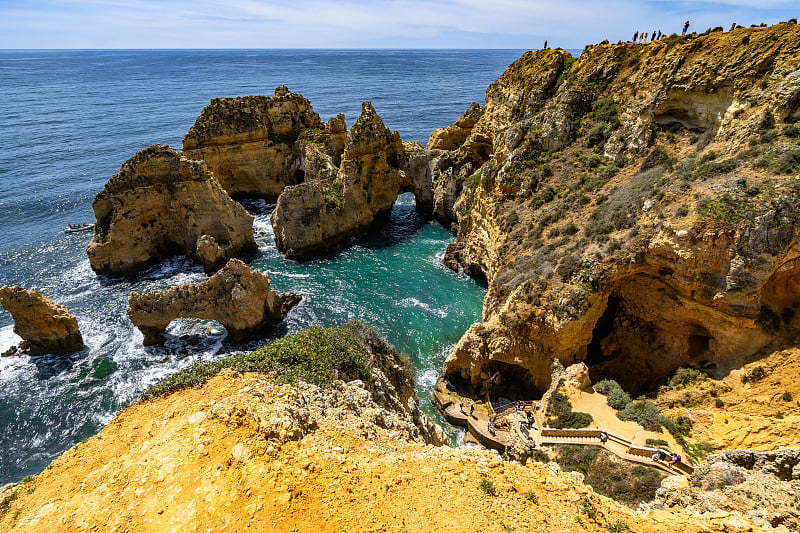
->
0, 50, 530, 484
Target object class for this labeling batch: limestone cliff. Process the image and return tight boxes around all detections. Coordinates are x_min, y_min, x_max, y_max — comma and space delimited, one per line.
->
646, 447, 800, 532
182, 86, 325, 200
127, 259, 300, 345
430, 22, 800, 399
0, 329, 770, 532
0, 286, 83, 356
271, 102, 427, 259
87, 144, 256, 278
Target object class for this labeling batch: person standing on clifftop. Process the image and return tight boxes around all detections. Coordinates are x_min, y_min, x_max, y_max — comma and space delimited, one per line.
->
543, 40, 548, 50
632, 31, 638, 42
682, 20, 690, 35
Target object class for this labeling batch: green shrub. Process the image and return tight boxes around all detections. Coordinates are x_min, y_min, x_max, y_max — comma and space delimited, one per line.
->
594, 379, 632, 410
551, 411, 594, 429
742, 365, 767, 383
139, 322, 376, 401
531, 449, 550, 463
0, 491, 17, 516
645, 438, 669, 448
581, 496, 598, 519
548, 390, 573, 417
640, 145, 673, 171
618, 400, 667, 431
782, 391, 793, 402
771, 149, 800, 175
697, 192, 753, 226
593, 97, 619, 127
526, 490, 539, 503
783, 124, 800, 138
668, 367, 707, 387
715, 398, 725, 408
556, 446, 666, 505
479, 478, 496, 495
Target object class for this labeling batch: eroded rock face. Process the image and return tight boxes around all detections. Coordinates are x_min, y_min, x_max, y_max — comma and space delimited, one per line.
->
271, 102, 412, 259
87, 145, 256, 278
127, 259, 300, 345
182, 86, 325, 200
0, 286, 83, 356
647, 447, 800, 532
432, 24, 800, 398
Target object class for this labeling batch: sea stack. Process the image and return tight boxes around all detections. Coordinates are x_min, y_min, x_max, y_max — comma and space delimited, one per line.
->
87, 144, 256, 278
127, 259, 301, 345
271, 102, 409, 259
182, 86, 325, 200
0, 286, 83, 356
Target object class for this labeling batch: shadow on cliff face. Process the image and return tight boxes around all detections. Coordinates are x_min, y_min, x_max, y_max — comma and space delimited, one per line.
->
583, 273, 772, 396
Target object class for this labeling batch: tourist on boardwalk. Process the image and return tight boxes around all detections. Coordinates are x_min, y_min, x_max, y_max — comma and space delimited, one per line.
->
651, 451, 661, 462
599, 431, 608, 444
668, 453, 682, 468
470, 404, 475, 417
682, 20, 690, 35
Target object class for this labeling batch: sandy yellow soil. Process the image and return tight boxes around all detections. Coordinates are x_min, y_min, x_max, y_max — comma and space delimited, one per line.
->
0, 370, 773, 533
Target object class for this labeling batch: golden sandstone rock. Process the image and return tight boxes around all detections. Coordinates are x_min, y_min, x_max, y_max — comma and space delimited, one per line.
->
432, 23, 800, 397
182, 85, 325, 200
272, 102, 412, 259
0, 286, 83, 356
87, 144, 256, 278
127, 259, 300, 345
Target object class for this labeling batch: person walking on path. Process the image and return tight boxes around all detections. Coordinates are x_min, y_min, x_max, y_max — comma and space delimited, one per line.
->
682, 20, 690, 36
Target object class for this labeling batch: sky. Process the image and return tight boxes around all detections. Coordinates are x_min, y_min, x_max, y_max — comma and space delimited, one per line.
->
0, 0, 797, 49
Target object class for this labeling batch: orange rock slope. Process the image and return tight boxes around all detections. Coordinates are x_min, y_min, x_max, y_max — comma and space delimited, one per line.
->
0, 370, 771, 533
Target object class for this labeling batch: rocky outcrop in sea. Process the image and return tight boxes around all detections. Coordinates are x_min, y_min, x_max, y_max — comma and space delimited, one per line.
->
127, 259, 300, 345
87, 144, 256, 278
0, 285, 83, 356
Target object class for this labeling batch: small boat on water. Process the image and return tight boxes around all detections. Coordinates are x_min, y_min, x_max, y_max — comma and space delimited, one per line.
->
64, 223, 95, 233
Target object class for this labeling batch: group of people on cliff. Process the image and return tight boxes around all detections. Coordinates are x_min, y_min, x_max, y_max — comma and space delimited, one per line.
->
632, 21, 690, 43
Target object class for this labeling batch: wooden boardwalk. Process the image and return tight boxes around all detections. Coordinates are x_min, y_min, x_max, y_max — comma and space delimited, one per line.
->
433, 385, 693, 476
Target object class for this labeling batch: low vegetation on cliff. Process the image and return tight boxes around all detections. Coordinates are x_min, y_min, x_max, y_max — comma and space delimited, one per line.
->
140, 321, 397, 401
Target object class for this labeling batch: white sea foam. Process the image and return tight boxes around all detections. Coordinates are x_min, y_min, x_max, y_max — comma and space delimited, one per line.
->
399, 297, 448, 318
0, 324, 22, 354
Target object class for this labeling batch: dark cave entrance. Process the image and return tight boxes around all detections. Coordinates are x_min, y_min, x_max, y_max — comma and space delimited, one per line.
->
292, 169, 305, 185
479, 361, 545, 402
583, 281, 723, 396
586, 295, 619, 367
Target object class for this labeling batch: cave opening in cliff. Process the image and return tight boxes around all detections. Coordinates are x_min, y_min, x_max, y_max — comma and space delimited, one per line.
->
292, 169, 305, 185
583, 278, 730, 396
586, 295, 619, 367
479, 361, 544, 402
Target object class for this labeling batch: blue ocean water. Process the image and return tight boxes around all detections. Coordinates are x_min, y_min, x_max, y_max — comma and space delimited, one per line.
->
0, 49, 533, 485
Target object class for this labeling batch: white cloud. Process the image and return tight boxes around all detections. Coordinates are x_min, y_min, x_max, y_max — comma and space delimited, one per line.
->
0, 0, 796, 48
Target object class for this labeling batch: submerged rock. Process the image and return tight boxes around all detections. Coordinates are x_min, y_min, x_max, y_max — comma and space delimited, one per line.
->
87, 144, 256, 278
182, 86, 325, 200
127, 259, 300, 345
0, 286, 83, 356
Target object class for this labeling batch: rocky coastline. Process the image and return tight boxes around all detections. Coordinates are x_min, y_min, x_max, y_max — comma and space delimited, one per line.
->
2, 20, 800, 532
